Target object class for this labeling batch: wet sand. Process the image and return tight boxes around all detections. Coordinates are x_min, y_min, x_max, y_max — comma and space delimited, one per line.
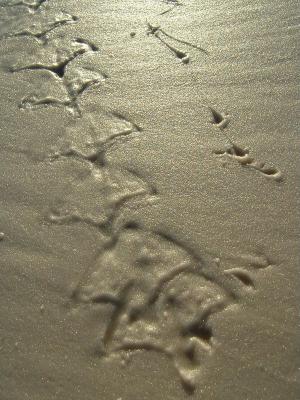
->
0, 0, 299, 399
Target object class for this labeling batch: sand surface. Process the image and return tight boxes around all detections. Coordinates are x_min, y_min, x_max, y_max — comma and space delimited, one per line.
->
0, 0, 299, 399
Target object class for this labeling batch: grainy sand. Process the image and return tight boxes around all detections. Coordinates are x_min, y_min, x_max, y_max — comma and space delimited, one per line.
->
0, 0, 299, 399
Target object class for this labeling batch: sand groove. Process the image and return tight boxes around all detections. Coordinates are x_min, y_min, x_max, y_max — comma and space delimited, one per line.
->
0, 12, 78, 43
0, 0, 49, 12
206, 105, 283, 181
146, 22, 208, 64
1, 5, 101, 117
69, 223, 272, 393
158, 0, 183, 16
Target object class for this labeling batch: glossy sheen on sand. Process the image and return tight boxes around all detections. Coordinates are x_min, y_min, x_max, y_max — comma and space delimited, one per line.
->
0, 0, 299, 399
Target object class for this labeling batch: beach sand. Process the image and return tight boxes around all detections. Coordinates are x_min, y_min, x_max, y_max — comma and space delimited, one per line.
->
0, 0, 299, 399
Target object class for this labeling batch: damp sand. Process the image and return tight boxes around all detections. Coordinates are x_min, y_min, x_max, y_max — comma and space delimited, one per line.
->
0, 0, 299, 399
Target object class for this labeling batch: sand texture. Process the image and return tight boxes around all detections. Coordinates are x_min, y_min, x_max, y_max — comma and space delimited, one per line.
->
0, 0, 299, 399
